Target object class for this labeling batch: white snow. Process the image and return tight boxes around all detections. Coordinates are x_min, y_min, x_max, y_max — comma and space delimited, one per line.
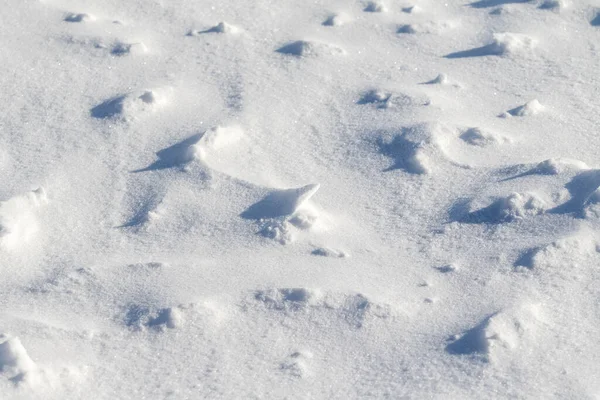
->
241, 184, 320, 219
0, 334, 37, 384
460, 127, 512, 146
2, 0, 600, 398
0, 188, 47, 251
530, 158, 589, 175
322, 13, 350, 27
503, 98, 544, 117
276, 40, 346, 57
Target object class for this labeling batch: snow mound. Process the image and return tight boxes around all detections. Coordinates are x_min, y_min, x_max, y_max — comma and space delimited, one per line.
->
423, 73, 449, 85
446, 305, 542, 362
397, 24, 418, 34
259, 220, 294, 244
0, 334, 37, 385
241, 184, 320, 220
445, 33, 536, 58
515, 230, 598, 270
402, 5, 422, 13
581, 189, 600, 218
311, 247, 349, 258
364, 1, 387, 12
358, 89, 429, 109
397, 21, 457, 34
134, 125, 243, 172
0, 188, 47, 251
123, 304, 187, 331
188, 22, 240, 35
280, 350, 313, 378
421, 73, 461, 87
460, 127, 511, 146
288, 212, 319, 230
378, 124, 446, 174
504, 99, 543, 117
253, 289, 392, 328
242, 184, 323, 245
358, 90, 391, 108
111, 41, 148, 56
241, 183, 323, 245
461, 192, 548, 223
64, 13, 96, 23
549, 170, 600, 215
323, 13, 349, 27
91, 88, 171, 120
198, 125, 244, 154
539, 0, 568, 10
501, 158, 588, 181
134, 126, 244, 172
205, 21, 239, 34
255, 288, 320, 310
530, 158, 589, 175
136, 134, 202, 171
277, 40, 345, 57
492, 33, 537, 55
566, 173, 600, 218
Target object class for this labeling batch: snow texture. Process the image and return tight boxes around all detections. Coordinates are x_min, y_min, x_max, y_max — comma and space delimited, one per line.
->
1, 0, 600, 398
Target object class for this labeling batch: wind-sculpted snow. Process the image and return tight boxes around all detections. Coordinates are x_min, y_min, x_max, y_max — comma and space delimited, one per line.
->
2, 0, 600, 398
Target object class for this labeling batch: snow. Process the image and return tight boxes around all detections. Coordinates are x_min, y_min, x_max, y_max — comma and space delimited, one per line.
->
0, 188, 47, 251
2, 0, 600, 398
0, 335, 37, 385
276, 40, 346, 57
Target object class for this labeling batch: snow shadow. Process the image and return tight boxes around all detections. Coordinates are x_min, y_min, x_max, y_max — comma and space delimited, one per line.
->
90, 95, 126, 118
468, 0, 530, 8
377, 135, 425, 174
445, 314, 497, 356
444, 44, 502, 59
131, 133, 203, 172
549, 170, 600, 215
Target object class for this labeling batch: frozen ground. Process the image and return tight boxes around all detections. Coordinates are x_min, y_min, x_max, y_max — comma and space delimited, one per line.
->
1, 0, 600, 398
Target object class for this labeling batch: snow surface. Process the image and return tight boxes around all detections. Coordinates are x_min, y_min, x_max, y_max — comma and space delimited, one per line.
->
1, 0, 600, 398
